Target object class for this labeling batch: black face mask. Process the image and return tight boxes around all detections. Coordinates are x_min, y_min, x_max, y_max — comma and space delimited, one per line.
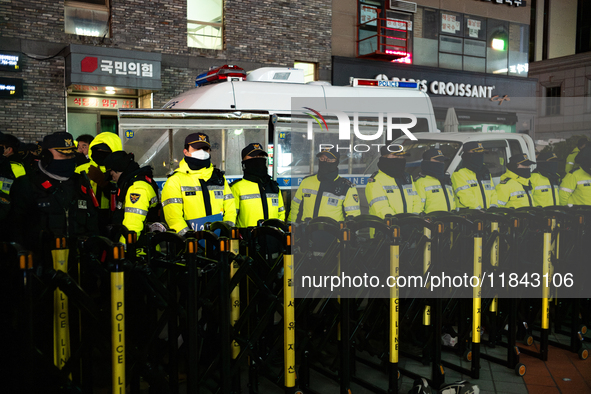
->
242, 157, 269, 180
378, 157, 406, 178
45, 157, 76, 178
92, 149, 111, 166
421, 160, 446, 179
514, 167, 531, 179
185, 156, 211, 171
317, 161, 339, 181
536, 162, 559, 177
463, 152, 485, 174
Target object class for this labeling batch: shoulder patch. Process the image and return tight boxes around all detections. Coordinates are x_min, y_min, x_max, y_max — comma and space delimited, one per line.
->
130, 193, 141, 204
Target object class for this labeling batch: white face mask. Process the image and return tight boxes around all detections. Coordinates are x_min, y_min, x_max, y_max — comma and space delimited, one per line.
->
190, 150, 210, 160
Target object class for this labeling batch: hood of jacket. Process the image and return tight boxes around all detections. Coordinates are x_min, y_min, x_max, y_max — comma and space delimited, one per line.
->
88, 132, 123, 166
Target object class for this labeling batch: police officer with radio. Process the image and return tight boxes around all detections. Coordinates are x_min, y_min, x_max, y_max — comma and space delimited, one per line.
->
530, 152, 561, 207
560, 147, 591, 206
103, 150, 160, 241
414, 148, 456, 213
13, 132, 99, 259
451, 142, 497, 210
161, 132, 236, 236
288, 147, 360, 222
365, 145, 421, 217
230, 143, 285, 227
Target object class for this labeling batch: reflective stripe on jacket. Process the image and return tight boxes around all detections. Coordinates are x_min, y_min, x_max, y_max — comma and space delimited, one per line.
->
530, 172, 560, 207
414, 174, 456, 213
365, 170, 421, 217
495, 170, 533, 209
451, 168, 497, 209
161, 159, 236, 236
231, 178, 285, 227
288, 175, 360, 222
559, 168, 591, 206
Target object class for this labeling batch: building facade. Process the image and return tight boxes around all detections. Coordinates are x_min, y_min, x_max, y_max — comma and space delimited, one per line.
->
528, 0, 591, 142
332, 0, 538, 137
0, 0, 332, 142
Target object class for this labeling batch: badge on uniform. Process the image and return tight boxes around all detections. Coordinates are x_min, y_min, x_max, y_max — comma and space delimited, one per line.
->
130, 193, 141, 204
353, 194, 359, 203
327, 197, 338, 206
78, 200, 87, 209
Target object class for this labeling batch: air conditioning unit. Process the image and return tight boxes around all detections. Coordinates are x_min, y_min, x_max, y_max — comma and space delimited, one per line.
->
389, 0, 417, 13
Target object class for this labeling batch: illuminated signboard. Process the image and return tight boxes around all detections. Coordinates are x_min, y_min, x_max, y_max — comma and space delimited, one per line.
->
0, 77, 23, 99
0, 51, 22, 72
67, 95, 136, 109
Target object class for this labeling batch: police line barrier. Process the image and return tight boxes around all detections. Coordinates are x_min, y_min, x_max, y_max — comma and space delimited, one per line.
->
8, 206, 590, 393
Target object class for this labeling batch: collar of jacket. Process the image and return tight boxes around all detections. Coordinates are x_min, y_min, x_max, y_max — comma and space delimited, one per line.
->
177, 158, 214, 179
501, 169, 530, 186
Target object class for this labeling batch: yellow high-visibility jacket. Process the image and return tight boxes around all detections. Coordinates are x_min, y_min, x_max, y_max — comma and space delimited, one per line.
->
530, 172, 561, 207
495, 170, 534, 208
559, 168, 591, 206
230, 177, 285, 228
120, 179, 159, 238
75, 132, 123, 209
161, 159, 236, 236
288, 174, 360, 222
414, 174, 456, 213
451, 168, 497, 209
365, 170, 421, 217
565, 147, 580, 174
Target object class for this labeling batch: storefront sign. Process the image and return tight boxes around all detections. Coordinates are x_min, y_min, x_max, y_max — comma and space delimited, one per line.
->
375, 75, 496, 98
0, 77, 23, 99
482, 0, 526, 7
67, 96, 137, 109
66, 44, 161, 90
0, 51, 21, 72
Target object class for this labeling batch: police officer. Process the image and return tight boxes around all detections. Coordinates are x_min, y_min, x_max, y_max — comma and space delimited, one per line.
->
565, 137, 587, 174
365, 145, 420, 218
161, 132, 236, 236
559, 147, 591, 206
451, 142, 497, 210
530, 152, 561, 207
13, 132, 99, 258
0, 132, 27, 178
0, 141, 25, 242
495, 153, 535, 208
75, 134, 94, 166
230, 143, 285, 227
75, 131, 123, 233
103, 151, 160, 241
414, 148, 456, 213
288, 147, 360, 222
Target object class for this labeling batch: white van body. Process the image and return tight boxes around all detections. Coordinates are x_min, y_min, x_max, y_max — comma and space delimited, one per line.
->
120, 67, 438, 190
392, 131, 537, 185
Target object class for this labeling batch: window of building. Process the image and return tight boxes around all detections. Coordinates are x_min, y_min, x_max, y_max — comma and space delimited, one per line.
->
576, 0, 591, 54
486, 19, 509, 75
64, 0, 110, 38
294, 62, 317, 83
546, 86, 561, 116
188, 0, 223, 50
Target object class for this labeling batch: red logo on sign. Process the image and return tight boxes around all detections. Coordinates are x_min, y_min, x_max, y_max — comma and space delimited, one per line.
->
81, 56, 98, 73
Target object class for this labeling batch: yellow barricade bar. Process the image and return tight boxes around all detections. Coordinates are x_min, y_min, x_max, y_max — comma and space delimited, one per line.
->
472, 229, 482, 344
52, 246, 71, 374
389, 241, 400, 363
283, 248, 296, 387
111, 270, 125, 393
423, 226, 431, 326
